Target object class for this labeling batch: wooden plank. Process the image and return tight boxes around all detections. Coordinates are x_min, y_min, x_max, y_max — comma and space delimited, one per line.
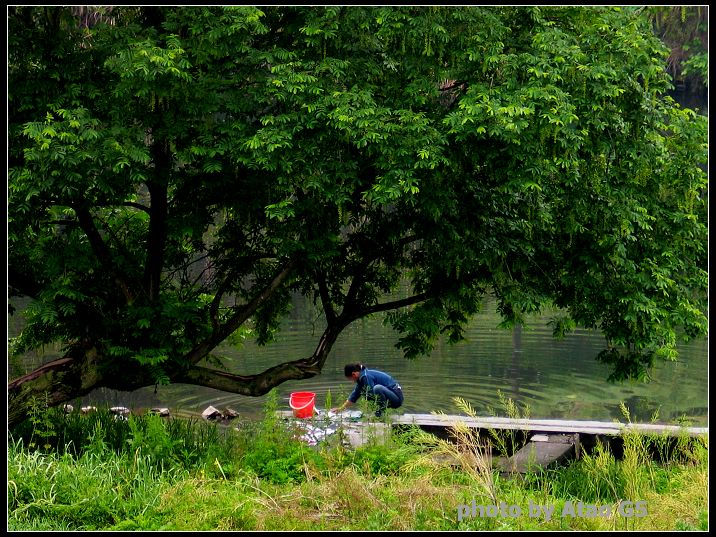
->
395, 414, 621, 427
276, 411, 707, 437
395, 413, 640, 429
391, 414, 707, 436
392, 416, 619, 435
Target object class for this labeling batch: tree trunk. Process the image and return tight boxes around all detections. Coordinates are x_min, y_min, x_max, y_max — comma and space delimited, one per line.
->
8, 346, 104, 428
7, 319, 348, 429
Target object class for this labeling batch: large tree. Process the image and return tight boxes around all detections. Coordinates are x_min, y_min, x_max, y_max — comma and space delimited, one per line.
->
8, 7, 707, 426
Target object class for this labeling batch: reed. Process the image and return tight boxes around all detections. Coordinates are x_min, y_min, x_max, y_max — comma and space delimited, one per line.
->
485, 389, 531, 457
403, 397, 497, 504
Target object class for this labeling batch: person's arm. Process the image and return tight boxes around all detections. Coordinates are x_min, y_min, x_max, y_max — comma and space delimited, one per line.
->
331, 399, 354, 413
332, 376, 363, 412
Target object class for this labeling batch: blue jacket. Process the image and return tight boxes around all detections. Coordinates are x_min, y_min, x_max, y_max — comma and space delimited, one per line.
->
348, 368, 400, 403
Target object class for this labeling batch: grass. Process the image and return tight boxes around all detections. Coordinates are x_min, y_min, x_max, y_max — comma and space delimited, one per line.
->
7, 391, 709, 531
7, 436, 187, 530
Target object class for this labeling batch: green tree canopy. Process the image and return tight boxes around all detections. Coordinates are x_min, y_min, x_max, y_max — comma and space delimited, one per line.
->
8, 6, 707, 426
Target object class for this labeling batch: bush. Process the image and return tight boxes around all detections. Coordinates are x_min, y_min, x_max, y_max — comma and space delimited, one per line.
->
126, 413, 185, 468
12, 405, 135, 456
11, 402, 247, 473
350, 443, 414, 476
240, 436, 316, 484
236, 390, 324, 484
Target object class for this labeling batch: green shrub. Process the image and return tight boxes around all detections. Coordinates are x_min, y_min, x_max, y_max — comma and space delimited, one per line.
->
241, 437, 314, 484
11, 402, 247, 473
547, 440, 623, 503
233, 389, 326, 484
127, 413, 184, 468
13, 405, 135, 456
350, 443, 414, 476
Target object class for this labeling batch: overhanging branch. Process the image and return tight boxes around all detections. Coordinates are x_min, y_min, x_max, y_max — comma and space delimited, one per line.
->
357, 292, 431, 317
184, 258, 298, 365
177, 359, 321, 396
176, 288, 431, 396
177, 319, 344, 395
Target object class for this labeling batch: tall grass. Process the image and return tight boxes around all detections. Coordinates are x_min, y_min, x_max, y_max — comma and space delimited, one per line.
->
404, 397, 497, 504
8, 436, 187, 530
486, 389, 531, 457
7, 392, 708, 531
541, 402, 708, 530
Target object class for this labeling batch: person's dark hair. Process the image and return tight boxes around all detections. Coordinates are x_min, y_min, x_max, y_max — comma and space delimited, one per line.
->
344, 363, 364, 377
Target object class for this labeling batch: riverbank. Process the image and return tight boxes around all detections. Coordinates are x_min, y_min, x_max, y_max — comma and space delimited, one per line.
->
8, 394, 708, 531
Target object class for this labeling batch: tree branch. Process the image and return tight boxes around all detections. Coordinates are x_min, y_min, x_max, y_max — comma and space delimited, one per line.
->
343, 234, 423, 313
74, 205, 136, 303
177, 359, 320, 396
163, 253, 212, 287
439, 80, 466, 91
93, 202, 151, 213
344, 271, 365, 309
317, 273, 336, 325
357, 292, 431, 318
177, 319, 345, 395
206, 254, 280, 329
95, 213, 140, 270
184, 258, 298, 364
209, 266, 234, 331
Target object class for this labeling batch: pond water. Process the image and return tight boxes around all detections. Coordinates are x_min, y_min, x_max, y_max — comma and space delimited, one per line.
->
9, 293, 708, 425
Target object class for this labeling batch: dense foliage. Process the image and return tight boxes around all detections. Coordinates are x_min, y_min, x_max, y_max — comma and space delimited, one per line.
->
8, 7, 708, 420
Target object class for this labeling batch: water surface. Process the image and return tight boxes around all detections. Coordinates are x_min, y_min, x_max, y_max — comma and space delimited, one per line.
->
9, 294, 707, 425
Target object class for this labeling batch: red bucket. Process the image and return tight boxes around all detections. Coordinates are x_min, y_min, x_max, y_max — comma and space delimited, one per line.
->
289, 391, 316, 419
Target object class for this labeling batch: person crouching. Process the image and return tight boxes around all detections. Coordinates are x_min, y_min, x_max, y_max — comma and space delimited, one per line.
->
332, 363, 403, 417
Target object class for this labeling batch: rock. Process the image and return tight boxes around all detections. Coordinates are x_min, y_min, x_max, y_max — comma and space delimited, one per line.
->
81, 406, 97, 414
149, 407, 170, 417
202, 405, 223, 420
223, 408, 239, 419
63, 404, 74, 413
110, 406, 130, 416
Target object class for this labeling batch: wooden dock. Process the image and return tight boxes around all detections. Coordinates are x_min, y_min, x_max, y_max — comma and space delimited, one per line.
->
391, 413, 708, 437
393, 414, 706, 472
278, 411, 707, 471
277, 411, 707, 438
